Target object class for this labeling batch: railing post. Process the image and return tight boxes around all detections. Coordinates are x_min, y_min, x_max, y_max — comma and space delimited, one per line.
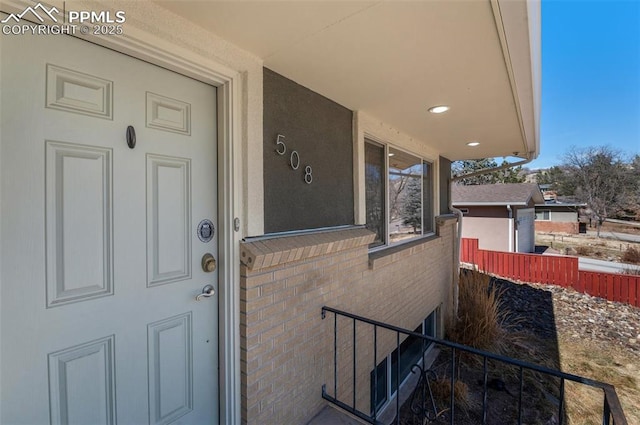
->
396, 332, 400, 424
603, 385, 628, 425
450, 348, 455, 425
353, 318, 356, 411
559, 378, 565, 425
603, 395, 611, 425
518, 366, 524, 425
482, 356, 488, 425
334, 312, 337, 399
372, 325, 377, 421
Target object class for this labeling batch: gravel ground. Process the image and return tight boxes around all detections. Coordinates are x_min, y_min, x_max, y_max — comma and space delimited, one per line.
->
493, 278, 640, 356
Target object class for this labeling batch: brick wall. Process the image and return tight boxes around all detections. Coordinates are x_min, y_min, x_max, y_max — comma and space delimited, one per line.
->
535, 221, 579, 234
239, 218, 457, 424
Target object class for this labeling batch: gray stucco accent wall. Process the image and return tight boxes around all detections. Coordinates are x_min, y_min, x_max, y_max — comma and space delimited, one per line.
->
439, 156, 451, 215
263, 68, 354, 233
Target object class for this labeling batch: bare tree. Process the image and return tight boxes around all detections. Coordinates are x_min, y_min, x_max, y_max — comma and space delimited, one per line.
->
388, 174, 408, 221
562, 146, 634, 236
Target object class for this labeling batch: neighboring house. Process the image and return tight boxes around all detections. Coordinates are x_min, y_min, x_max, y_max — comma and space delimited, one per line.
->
535, 202, 586, 234
0, 2, 540, 424
538, 183, 557, 202
452, 183, 545, 253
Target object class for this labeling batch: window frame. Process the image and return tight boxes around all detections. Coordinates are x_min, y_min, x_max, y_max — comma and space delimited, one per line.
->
364, 138, 436, 251
370, 309, 439, 416
535, 209, 551, 221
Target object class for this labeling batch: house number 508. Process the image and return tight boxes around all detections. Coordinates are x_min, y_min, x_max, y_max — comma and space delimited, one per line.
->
275, 134, 313, 184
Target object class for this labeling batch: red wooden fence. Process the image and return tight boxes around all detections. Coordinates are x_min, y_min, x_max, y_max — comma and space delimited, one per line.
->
461, 238, 640, 308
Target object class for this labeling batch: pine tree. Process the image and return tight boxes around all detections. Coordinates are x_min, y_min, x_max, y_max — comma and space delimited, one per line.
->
452, 159, 525, 185
401, 177, 422, 233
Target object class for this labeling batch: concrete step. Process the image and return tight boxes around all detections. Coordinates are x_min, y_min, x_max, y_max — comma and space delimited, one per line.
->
306, 405, 368, 425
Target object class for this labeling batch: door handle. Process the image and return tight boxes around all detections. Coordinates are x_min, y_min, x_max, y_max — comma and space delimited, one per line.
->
196, 284, 215, 301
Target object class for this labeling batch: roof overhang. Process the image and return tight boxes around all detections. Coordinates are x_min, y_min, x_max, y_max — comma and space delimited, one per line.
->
152, 0, 540, 161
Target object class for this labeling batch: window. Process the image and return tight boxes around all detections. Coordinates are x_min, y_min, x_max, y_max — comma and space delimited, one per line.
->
536, 210, 550, 221
365, 142, 386, 247
365, 140, 434, 249
390, 325, 424, 392
424, 310, 437, 339
370, 358, 387, 414
370, 309, 439, 415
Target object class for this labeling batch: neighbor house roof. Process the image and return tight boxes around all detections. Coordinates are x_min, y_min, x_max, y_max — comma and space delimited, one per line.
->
452, 183, 545, 206
535, 201, 587, 208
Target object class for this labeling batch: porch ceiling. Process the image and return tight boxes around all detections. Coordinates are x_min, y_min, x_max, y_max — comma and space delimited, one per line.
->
153, 0, 540, 162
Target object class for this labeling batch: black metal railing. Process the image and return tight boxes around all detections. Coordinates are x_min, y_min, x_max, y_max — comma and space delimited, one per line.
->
321, 306, 627, 425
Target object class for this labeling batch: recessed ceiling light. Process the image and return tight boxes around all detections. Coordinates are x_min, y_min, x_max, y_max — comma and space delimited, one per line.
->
428, 105, 450, 114
467, 141, 480, 147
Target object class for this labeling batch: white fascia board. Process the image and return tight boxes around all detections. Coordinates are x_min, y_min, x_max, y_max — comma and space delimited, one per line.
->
492, 0, 541, 159
452, 202, 528, 207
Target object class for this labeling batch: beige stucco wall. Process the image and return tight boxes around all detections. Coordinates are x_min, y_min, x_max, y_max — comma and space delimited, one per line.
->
461, 216, 511, 252
239, 219, 456, 424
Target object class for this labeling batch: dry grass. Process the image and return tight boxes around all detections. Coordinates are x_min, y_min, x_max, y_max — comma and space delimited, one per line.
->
448, 270, 507, 353
557, 336, 640, 425
536, 231, 640, 263
430, 378, 473, 410
621, 246, 640, 264
602, 221, 640, 236
575, 245, 592, 256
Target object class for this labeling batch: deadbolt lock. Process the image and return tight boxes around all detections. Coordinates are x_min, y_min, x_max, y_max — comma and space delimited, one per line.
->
201, 253, 216, 272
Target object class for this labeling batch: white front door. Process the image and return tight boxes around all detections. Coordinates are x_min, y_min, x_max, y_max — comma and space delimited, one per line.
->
1, 32, 219, 425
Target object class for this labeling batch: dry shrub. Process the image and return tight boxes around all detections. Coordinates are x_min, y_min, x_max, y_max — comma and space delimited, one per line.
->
575, 245, 592, 256
448, 270, 507, 353
430, 378, 472, 410
621, 246, 640, 264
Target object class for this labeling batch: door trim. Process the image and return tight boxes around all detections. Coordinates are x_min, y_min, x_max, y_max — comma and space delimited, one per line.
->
0, 2, 244, 423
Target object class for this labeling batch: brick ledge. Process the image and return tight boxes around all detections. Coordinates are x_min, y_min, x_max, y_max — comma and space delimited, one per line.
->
240, 227, 375, 271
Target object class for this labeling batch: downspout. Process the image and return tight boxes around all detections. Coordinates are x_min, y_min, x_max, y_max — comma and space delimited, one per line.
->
506, 204, 514, 252
449, 155, 533, 319
448, 184, 463, 319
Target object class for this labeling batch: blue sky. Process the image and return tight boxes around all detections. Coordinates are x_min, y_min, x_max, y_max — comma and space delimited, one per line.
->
529, 0, 640, 169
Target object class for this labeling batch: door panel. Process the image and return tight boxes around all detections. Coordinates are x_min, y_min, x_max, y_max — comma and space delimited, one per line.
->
147, 154, 192, 286
45, 141, 114, 307
1, 32, 218, 425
